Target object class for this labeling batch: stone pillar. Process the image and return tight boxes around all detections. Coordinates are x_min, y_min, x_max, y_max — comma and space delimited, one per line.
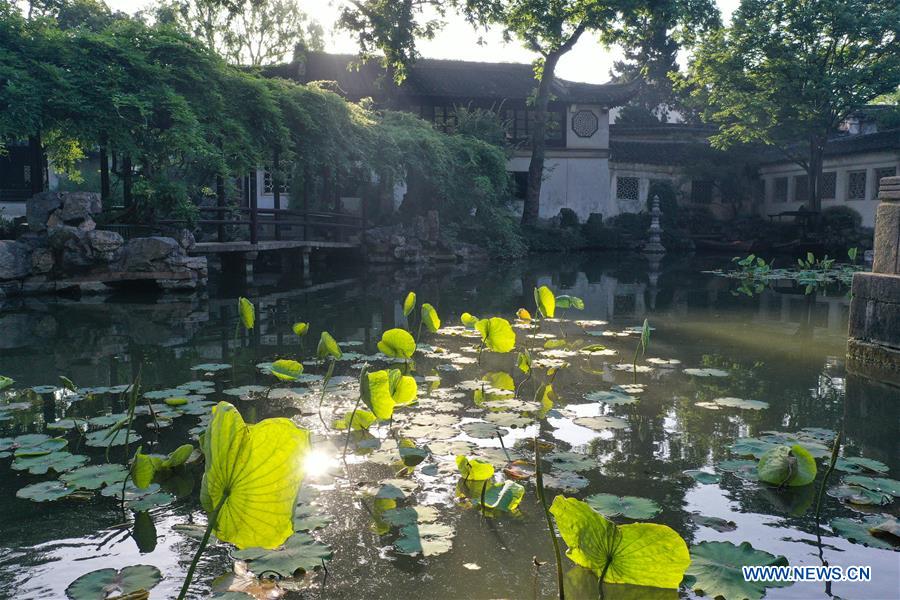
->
847, 175, 900, 383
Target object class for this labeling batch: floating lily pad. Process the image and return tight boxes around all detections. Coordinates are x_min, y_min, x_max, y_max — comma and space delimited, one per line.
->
61, 464, 129, 490
88, 413, 127, 428
573, 416, 628, 430
827, 485, 893, 506
12, 435, 68, 457
84, 427, 141, 448
484, 412, 532, 428
371, 478, 418, 500
716, 459, 759, 481
683, 368, 729, 377
757, 445, 817, 487
461, 420, 505, 439
711, 397, 769, 410
834, 456, 890, 474
17, 480, 76, 502
127, 491, 175, 512
689, 513, 737, 532
222, 385, 268, 399
233, 532, 332, 577
830, 515, 900, 551
684, 470, 721, 484
585, 493, 661, 519
394, 522, 455, 557
583, 391, 637, 406
729, 438, 777, 459
685, 541, 791, 600
11, 451, 88, 475
381, 506, 439, 527
191, 363, 231, 372
542, 471, 589, 492
545, 451, 595, 473
65, 565, 162, 600
843, 475, 900, 497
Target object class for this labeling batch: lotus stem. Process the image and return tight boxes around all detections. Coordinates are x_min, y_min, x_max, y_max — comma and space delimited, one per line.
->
496, 430, 511, 463
317, 360, 335, 429
341, 364, 369, 473
814, 431, 842, 521
534, 436, 565, 600
177, 493, 227, 600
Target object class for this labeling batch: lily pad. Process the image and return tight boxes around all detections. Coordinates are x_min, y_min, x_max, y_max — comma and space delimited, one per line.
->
830, 515, 899, 551
573, 416, 629, 430
233, 532, 332, 577
689, 513, 737, 532
683, 368, 729, 377
583, 391, 637, 406
757, 445, 817, 487
843, 475, 900, 497
12, 435, 68, 457
461, 420, 505, 439
127, 491, 175, 512
381, 506, 439, 527
84, 427, 141, 448
711, 397, 769, 410
729, 438, 778, 459
394, 522, 455, 557
684, 470, 721, 485
685, 541, 791, 600
61, 464, 129, 490
827, 485, 893, 506
191, 363, 232, 372
17, 480, 76, 502
542, 472, 589, 492
545, 451, 595, 473
585, 493, 661, 519
11, 451, 88, 475
834, 456, 890, 474
65, 565, 162, 600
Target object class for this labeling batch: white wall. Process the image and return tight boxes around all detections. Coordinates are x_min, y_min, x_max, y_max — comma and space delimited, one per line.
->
759, 151, 899, 228
507, 153, 611, 220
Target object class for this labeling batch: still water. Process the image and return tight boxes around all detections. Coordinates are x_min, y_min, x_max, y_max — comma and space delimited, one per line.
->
0, 252, 897, 599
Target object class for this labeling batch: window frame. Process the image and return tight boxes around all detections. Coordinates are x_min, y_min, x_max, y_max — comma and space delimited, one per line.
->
847, 170, 867, 201
821, 172, 837, 200
773, 176, 788, 203
616, 176, 640, 201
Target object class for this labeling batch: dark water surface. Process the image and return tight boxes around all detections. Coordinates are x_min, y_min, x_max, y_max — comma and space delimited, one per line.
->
0, 253, 898, 600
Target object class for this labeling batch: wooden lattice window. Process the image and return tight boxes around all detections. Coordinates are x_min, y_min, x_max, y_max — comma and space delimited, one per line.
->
847, 171, 866, 201
616, 176, 639, 201
821, 172, 836, 199
263, 168, 291, 194
773, 177, 788, 203
793, 175, 808, 202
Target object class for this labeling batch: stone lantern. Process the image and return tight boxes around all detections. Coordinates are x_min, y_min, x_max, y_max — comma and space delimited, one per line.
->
643, 195, 666, 254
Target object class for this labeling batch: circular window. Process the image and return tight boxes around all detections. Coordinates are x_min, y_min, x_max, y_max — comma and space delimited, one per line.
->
572, 110, 599, 138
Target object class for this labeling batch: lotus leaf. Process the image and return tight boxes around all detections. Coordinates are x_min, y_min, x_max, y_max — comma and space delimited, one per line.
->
830, 515, 899, 550
200, 401, 311, 550
85, 427, 141, 448
475, 317, 516, 353
461, 420, 504, 439
382, 505, 439, 527
534, 286, 556, 318
545, 451, 595, 472
293, 504, 332, 532
550, 496, 689, 588
421, 303, 441, 332
712, 397, 770, 410
232, 532, 332, 577
12, 451, 87, 475
191, 363, 231, 372
555, 294, 584, 310
65, 565, 162, 600
0, 375, 14, 391
827, 485, 893, 506
684, 470, 721, 484
583, 391, 637, 406
316, 332, 341, 360
456, 455, 495, 480
13, 436, 68, 457
843, 475, 900, 497
292, 322, 309, 337
333, 409, 377, 430
62, 464, 129, 490
516, 308, 532, 321
269, 359, 304, 381
403, 291, 417, 316
461, 312, 479, 328
685, 541, 792, 600
585, 494, 661, 520
394, 522, 455, 556
127, 491, 175, 512
757, 444, 817, 486
574, 416, 629, 430
377, 328, 416, 359
238, 297, 255, 329
689, 513, 737, 532
834, 456, 890, 474
683, 368, 729, 377
17, 480, 76, 502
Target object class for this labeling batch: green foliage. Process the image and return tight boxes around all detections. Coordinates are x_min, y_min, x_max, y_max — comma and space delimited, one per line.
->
757, 444, 817, 487
377, 328, 416, 359
475, 317, 517, 353
238, 297, 255, 330
420, 303, 440, 333
316, 332, 342, 360
402, 292, 416, 317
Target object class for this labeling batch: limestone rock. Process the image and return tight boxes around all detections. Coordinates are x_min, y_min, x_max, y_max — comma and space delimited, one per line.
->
174, 229, 196, 251
31, 247, 54, 274
124, 236, 179, 271
27, 191, 101, 232
59, 193, 102, 222
87, 230, 125, 263
0, 240, 31, 280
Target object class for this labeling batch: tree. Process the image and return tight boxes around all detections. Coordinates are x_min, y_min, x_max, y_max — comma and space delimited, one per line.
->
156, 0, 323, 67
681, 0, 900, 211
607, 0, 719, 123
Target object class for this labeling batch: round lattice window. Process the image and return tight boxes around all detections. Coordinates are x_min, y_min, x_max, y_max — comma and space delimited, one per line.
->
571, 110, 599, 138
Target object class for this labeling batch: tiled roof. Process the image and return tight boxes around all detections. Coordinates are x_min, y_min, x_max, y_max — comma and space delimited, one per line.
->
610, 140, 711, 165
264, 52, 635, 106
758, 128, 900, 164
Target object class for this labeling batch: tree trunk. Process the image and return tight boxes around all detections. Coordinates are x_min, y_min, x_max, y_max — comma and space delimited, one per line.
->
522, 52, 563, 227
99, 142, 110, 204
122, 154, 133, 208
807, 135, 826, 212
28, 133, 44, 196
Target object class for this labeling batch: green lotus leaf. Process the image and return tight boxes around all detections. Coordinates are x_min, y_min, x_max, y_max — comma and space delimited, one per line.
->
0, 375, 14, 391
456, 455, 495, 480
585, 493, 661, 520
162, 444, 194, 469
65, 565, 162, 600
683, 367, 729, 377
684, 470, 721, 484
127, 491, 175, 512
84, 427, 141, 448
543, 471, 590, 492
834, 456, 890, 474
377, 328, 416, 359
233, 532, 332, 577
332, 409, 377, 430
460, 420, 504, 439
685, 541, 792, 600
164, 397, 188, 407
534, 285, 556, 318
546, 451, 595, 473
403, 291, 417, 316
381, 505, 439, 527
550, 496, 689, 588
475, 317, 516, 353
460, 312, 479, 328
191, 363, 232, 372
14, 436, 68, 457
394, 522, 455, 556
293, 503, 332, 532
316, 331, 342, 360
843, 475, 900, 497
713, 397, 769, 410
517, 350, 532, 374
574, 416, 629, 430
61, 463, 129, 490
483, 480, 525, 511
390, 370, 418, 406
757, 444, 817, 487
132, 448, 163, 489
583, 391, 637, 406
88, 413, 127, 428
238, 297, 255, 330
421, 303, 441, 333
544, 339, 568, 349
12, 451, 88, 475
270, 359, 304, 381
398, 438, 428, 467
200, 401, 312, 550
292, 322, 309, 337
729, 437, 778, 458
17, 480, 76, 502
555, 294, 584, 310
363, 370, 396, 421
689, 513, 737, 532
830, 514, 899, 550
826, 484, 893, 506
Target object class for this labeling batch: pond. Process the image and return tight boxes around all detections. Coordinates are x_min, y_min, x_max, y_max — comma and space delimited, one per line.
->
0, 252, 898, 600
